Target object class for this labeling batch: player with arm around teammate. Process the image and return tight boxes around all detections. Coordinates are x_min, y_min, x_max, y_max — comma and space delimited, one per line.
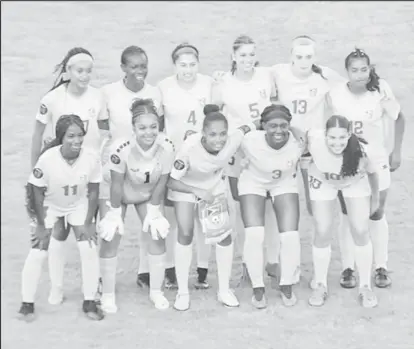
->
167, 104, 257, 311
99, 46, 163, 289
157, 43, 214, 290
98, 98, 174, 312
238, 104, 304, 309
18, 114, 103, 322
328, 48, 405, 289
303, 115, 381, 308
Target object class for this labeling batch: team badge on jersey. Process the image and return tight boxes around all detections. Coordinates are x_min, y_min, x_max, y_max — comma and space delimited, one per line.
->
39, 104, 48, 115
88, 108, 97, 118
365, 110, 374, 119
33, 168, 43, 179
111, 154, 121, 165
309, 88, 318, 97
198, 98, 206, 106
174, 159, 185, 170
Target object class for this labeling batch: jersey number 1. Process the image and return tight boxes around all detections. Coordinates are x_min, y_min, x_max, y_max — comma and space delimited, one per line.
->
144, 171, 150, 183
63, 185, 78, 196
187, 111, 196, 125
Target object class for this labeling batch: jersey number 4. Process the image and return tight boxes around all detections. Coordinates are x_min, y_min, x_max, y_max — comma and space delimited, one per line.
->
187, 111, 196, 125
62, 185, 78, 196
292, 100, 308, 114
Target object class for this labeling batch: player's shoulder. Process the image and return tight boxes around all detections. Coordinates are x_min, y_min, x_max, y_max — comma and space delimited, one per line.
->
181, 132, 201, 151
38, 145, 60, 162
111, 137, 132, 154
269, 63, 289, 75
101, 80, 123, 94
41, 84, 65, 104
197, 73, 214, 86
157, 133, 176, 153
244, 130, 264, 143
378, 78, 392, 92
157, 75, 176, 90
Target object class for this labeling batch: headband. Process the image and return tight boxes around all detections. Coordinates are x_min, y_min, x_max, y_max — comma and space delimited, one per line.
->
262, 110, 292, 123
173, 45, 199, 59
66, 53, 94, 69
291, 37, 315, 49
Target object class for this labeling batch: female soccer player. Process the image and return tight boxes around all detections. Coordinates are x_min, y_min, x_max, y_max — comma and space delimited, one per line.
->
167, 104, 256, 311
211, 35, 280, 283
18, 114, 103, 322
98, 98, 174, 313
157, 43, 214, 289
303, 115, 381, 308
238, 104, 303, 308
30, 47, 108, 305
100, 46, 162, 288
328, 49, 405, 289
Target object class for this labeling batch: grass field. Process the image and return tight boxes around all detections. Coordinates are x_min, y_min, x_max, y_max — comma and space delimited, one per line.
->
2, 1, 414, 348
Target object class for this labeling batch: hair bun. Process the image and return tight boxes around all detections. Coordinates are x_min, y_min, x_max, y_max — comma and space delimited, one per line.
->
203, 104, 220, 115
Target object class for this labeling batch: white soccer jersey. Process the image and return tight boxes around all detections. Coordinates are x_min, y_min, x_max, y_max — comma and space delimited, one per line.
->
36, 85, 107, 151
329, 79, 399, 157
28, 146, 102, 211
307, 130, 378, 189
240, 131, 303, 185
158, 74, 213, 149
101, 80, 162, 140
217, 67, 274, 131
270, 64, 345, 132
170, 130, 245, 191
107, 133, 175, 204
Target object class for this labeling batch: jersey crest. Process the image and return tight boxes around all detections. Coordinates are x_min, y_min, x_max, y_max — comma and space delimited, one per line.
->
309, 88, 317, 97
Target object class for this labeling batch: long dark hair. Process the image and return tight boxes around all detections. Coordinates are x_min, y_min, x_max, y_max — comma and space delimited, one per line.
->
326, 115, 367, 177
345, 48, 380, 92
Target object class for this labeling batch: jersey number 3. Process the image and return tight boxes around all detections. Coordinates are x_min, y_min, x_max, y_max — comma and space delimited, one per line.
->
187, 111, 196, 125
292, 100, 308, 114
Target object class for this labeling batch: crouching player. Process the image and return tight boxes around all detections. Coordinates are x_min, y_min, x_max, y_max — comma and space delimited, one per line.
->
303, 115, 381, 308
18, 114, 103, 321
167, 104, 256, 311
238, 104, 303, 309
98, 98, 174, 312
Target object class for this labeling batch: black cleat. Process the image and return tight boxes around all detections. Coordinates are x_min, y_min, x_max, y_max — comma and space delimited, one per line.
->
136, 272, 150, 288
164, 267, 177, 290
82, 300, 104, 321
18, 302, 35, 322
194, 267, 209, 289
374, 267, 392, 288
340, 268, 357, 289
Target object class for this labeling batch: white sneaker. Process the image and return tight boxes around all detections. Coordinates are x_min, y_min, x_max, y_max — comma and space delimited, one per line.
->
174, 293, 190, 311
100, 293, 118, 314
48, 288, 64, 305
150, 291, 169, 310
217, 289, 239, 308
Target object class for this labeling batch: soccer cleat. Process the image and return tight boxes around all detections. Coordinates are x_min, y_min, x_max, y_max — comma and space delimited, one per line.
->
136, 273, 150, 288
17, 302, 35, 322
280, 285, 297, 307
48, 288, 64, 305
150, 291, 169, 310
164, 268, 178, 290
173, 293, 190, 311
265, 263, 280, 289
252, 287, 267, 309
82, 300, 104, 321
340, 268, 357, 289
374, 268, 392, 288
100, 293, 118, 314
308, 283, 328, 307
358, 286, 378, 308
194, 267, 210, 289
217, 289, 239, 308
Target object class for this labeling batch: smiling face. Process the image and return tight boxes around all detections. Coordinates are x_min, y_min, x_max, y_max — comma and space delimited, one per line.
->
122, 53, 148, 84
233, 43, 256, 73
263, 117, 290, 147
67, 60, 93, 89
133, 113, 159, 149
202, 119, 228, 153
325, 126, 351, 155
175, 53, 199, 83
61, 123, 85, 156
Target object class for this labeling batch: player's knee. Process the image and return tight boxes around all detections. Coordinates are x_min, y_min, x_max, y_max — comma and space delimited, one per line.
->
177, 230, 193, 245
99, 239, 119, 258
313, 226, 331, 248
31, 236, 51, 251
351, 228, 370, 246
148, 238, 166, 255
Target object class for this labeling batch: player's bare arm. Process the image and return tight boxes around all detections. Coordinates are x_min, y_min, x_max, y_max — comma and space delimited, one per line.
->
150, 174, 169, 206
31, 121, 47, 168
110, 171, 124, 208
390, 111, 405, 172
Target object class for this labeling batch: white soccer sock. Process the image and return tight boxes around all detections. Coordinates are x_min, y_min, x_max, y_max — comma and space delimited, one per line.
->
279, 231, 300, 285
100, 257, 117, 294
138, 230, 149, 274
21, 249, 47, 303
196, 223, 211, 269
77, 241, 100, 301
149, 253, 166, 293
338, 213, 356, 270
312, 245, 331, 288
370, 216, 389, 269
216, 242, 234, 293
264, 199, 280, 264
175, 243, 193, 294
232, 201, 246, 262
243, 226, 265, 288
355, 241, 373, 289
48, 237, 65, 292
164, 206, 177, 269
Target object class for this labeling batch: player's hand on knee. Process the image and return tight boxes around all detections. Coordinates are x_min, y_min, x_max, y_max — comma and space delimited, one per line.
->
369, 194, 380, 217
149, 216, 170, 240
98, 203, 123, 241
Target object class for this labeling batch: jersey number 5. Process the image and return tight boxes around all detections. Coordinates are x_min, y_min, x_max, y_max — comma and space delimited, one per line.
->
292, 100, 308, 114
187, 111, 196, 125
248, 103, 260, 119
62, 185, 78, 196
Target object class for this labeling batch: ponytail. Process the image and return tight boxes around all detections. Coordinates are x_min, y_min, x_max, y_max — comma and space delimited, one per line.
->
40, 137, 61, 156
311, 64, 326, 80
340, 134, 368, 177
366, 66, 380, 92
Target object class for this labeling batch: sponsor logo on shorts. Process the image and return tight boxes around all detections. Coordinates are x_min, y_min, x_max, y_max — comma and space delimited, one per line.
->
174, 159, 185, 170
33, 168, 43, 179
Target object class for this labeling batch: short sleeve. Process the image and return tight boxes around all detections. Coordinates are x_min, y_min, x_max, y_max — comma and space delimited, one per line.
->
170, 144, 190, 180
107, 141, 128, 174
89, 153, 103, 183
28, 153, 49, 187
35, 93, 53, 125
379, 79, 400, 121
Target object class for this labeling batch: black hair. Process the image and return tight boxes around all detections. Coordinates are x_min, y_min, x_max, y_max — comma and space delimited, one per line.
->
171, 43, 199, 63
291, 35, 326, 80
130, 98, 159, 125
326, 115, 368, 177
121, 46, 148, 65
202, 104, 228, 130
231, 35, 259, 75
260, 104, 292, 124
40, 114, 86, 155
345, 48, 380, 92
50, 47, 93, 92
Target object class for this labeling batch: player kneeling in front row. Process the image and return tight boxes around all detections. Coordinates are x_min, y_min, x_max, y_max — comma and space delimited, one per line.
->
98, 98, 174, 313
167, 104, 257, 311
18, 114, 103, 322
239, 105, 303, 309
302, 115, 380, 308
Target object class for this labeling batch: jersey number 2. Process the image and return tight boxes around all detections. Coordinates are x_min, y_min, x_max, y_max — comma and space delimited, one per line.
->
63, 185, 78, 196
187, 111, 196, 125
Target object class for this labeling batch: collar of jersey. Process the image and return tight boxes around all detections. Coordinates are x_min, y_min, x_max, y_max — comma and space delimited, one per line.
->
131, 136, 160, 159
